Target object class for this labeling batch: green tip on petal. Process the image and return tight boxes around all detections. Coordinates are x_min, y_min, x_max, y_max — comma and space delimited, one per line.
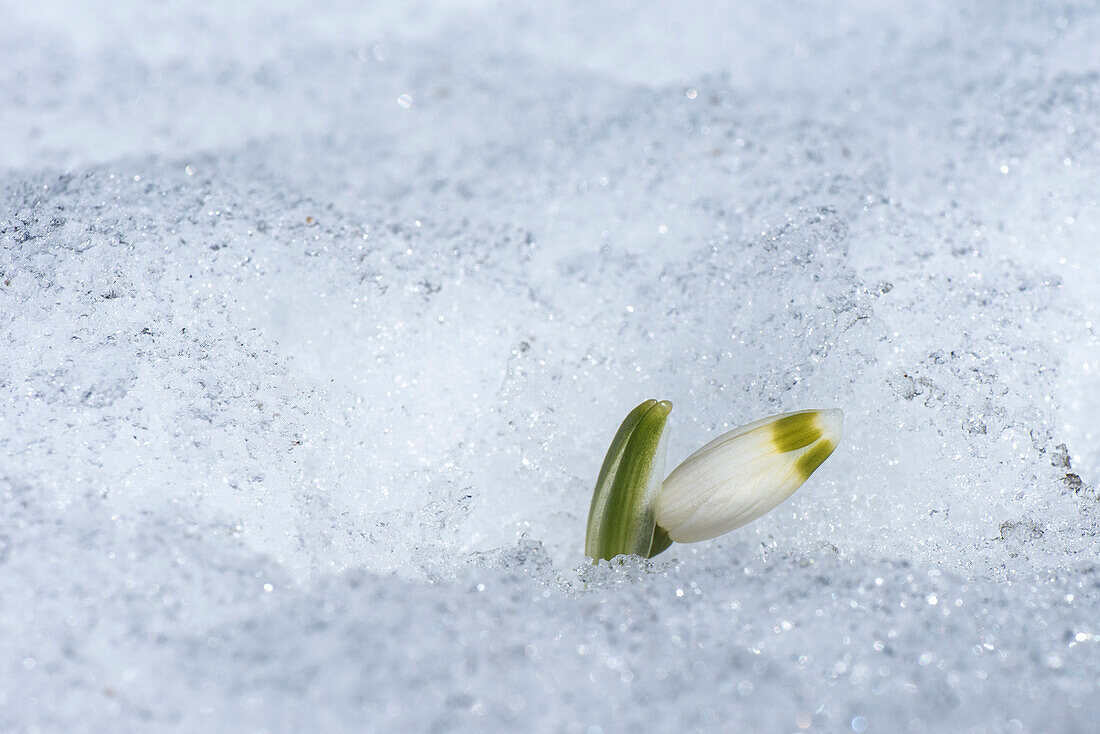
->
796, 438, 836, 480
770, 411, 824, 452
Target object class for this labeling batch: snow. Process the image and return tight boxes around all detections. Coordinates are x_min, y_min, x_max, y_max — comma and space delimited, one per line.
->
2, 1, 1099, 731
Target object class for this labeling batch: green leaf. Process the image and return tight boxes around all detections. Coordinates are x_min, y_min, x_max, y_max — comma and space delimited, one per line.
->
585, 399, 672, 560
584, 400, 655, 558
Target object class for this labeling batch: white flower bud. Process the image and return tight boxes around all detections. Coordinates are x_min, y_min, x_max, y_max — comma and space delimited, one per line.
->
654, 409, 843, 544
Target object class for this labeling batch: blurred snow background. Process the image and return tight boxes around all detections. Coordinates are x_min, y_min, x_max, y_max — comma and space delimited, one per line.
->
2, 1, 1099, 731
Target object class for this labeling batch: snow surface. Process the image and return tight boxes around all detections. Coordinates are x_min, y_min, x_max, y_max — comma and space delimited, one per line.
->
2, 1, 1100, 731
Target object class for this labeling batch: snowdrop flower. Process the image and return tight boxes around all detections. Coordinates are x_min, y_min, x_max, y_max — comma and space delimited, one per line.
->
655, 408, 843, 545
585, 402, 842, 561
